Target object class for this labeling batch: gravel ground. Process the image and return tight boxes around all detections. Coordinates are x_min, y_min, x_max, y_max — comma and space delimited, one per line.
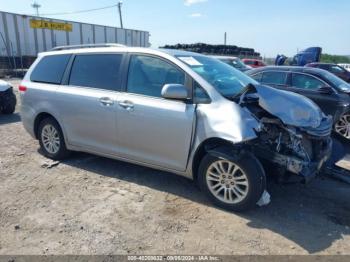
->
0, 78, 349, 255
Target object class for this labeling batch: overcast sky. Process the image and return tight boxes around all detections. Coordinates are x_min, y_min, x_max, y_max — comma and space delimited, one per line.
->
1, 0, 349, 57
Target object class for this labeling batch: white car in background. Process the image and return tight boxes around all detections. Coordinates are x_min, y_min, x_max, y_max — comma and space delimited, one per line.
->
338, 63, 350, 72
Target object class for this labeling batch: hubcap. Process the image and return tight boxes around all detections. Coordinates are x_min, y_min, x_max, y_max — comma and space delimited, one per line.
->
206, 160, 249, 204
41, 124, 60, 154
335, 114, 350, 139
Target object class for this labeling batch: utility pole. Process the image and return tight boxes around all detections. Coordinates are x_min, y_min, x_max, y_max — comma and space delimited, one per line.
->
31, 0, 41, 17
224, 32, 227, 45
118, 1, 124, 29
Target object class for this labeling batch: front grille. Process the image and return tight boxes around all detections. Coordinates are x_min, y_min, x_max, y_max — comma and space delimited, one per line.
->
302, 115, 333, 138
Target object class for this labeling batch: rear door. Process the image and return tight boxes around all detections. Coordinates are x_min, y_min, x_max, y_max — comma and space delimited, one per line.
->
57, 53, 124, 154
115, 54, 195, 171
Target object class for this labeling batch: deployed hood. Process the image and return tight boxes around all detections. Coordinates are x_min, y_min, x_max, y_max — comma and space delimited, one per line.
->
246, 84, 323, 128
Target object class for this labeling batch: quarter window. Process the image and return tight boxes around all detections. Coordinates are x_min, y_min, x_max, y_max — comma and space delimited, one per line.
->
127, 55, 185, 97
193, 81, 210, 103
291, 73, 324, 90
261, 71, 287, 85
31, 54, 71, 84
69, 54, 123, 91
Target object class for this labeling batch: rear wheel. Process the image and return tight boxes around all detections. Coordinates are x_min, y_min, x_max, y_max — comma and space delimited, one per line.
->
334, 113, 350, 140
1, 91, 16, 114
38, 117, 70, 160
198, 151, 266, 211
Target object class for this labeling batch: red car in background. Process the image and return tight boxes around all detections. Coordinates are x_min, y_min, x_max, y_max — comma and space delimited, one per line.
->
242, 58, 266, 68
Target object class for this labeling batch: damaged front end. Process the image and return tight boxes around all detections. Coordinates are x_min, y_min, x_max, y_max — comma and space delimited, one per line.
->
242, 84, 333, 182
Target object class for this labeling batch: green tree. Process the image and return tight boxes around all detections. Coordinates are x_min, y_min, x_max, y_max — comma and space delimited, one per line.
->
321, 54, 350, 64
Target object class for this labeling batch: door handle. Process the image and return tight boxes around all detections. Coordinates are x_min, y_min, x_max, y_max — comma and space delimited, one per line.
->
118, 100, 134, 111
99, 97, 114, 106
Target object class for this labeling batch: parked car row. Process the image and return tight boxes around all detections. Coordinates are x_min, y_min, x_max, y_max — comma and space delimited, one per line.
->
246, 65, 350, 141
19, 44, 333, 211
305, 63, 350, 83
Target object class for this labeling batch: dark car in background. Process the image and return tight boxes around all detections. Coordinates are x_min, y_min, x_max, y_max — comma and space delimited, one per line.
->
306, 63, 350, 83
242, 58, 266, 68
211, 55, 252, 72
0, 80, 16, 114
247, 66, 350, 140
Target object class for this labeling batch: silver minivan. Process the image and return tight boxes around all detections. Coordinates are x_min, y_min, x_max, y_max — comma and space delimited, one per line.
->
20, 44, 332, 211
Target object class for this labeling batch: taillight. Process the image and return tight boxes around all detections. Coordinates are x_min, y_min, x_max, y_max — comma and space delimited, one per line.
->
19, 85, 27, 92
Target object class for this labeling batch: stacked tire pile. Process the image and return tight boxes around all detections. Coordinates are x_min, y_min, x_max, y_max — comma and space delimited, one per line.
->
161, 43, 260, 57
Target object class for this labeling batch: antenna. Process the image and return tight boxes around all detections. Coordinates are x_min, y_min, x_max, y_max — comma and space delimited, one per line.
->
31, 1, 41, 17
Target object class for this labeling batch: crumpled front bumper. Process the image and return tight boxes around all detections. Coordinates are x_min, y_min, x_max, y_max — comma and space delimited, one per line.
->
254, 137, 333, 183
284, 137, 332, 182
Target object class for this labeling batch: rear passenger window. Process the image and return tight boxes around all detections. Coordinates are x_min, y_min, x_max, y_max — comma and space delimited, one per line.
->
31, 54, 71, 84
69, 54, 123, 91
261, 71, 287, 85
127, 55, 185, 97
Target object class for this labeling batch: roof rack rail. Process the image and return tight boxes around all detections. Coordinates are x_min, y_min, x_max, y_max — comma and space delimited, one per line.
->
51, 43, 126, 51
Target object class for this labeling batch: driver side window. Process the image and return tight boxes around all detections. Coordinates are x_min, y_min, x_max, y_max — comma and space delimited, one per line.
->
127, 55, 185, 97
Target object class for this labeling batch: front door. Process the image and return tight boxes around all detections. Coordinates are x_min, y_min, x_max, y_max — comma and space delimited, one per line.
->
116, 54, 195, 171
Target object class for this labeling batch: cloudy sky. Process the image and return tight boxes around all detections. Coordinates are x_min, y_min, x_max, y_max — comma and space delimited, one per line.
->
1, 0, 349, 57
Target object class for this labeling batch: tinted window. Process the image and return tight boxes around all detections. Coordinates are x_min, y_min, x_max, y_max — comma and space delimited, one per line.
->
251, 72, 263, 82
291, 73, 324, 90
31, 54, 71, 84
69, 54, 123, 90
127, 55, 185, 97
330, 65, 346, 74
261, 71, 287, 85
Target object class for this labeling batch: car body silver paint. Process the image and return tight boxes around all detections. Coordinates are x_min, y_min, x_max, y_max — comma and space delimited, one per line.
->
253, 84, 324, 128
20, 47, 325, 180
0, 80, 11, 92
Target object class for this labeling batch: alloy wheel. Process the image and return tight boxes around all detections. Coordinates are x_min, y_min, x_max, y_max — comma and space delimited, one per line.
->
206, 160, 249, 204
41, 124, 61, 154
335, 113, 350, 139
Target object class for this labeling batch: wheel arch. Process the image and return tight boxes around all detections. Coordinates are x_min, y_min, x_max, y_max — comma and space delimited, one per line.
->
34, 112, 61, 139
191, 137, 247, 182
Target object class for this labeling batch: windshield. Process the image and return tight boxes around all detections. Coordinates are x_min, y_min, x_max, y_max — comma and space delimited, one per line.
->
176, 55, 258, 97
322, 70, 350, 92
219, 58, 246, 69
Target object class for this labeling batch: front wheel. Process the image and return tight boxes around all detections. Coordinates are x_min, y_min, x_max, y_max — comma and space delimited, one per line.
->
334, 113, 350, 141
198, 151, 266, 211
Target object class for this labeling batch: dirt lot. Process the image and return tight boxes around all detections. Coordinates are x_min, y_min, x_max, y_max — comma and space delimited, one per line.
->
0, 78, 350, 255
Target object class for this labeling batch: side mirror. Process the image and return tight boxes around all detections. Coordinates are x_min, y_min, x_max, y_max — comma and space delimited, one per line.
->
161, 84, 189, 101
318, 86, 334, 94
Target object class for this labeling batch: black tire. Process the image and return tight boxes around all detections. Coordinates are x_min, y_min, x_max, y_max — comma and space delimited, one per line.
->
1, 91, 16, 114
38, 117, 70, 160
198, 151, 266, 212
